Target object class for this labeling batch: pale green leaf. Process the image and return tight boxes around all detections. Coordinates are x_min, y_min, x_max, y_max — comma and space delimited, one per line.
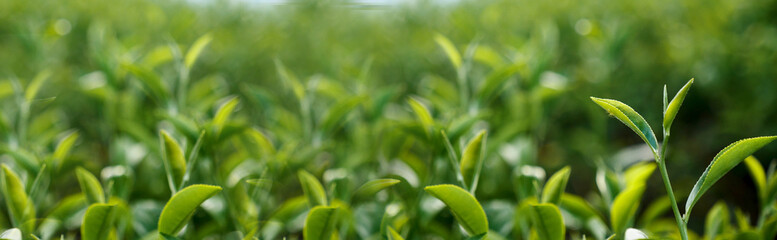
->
158, 184, 222, 236
663, 78, 693, 133
245, 128, 276, 156
743, 156, 766, 204
274, 59, 305, 101
434, 34, 462, 69
704, 201, 729, 240
387, 226, 404, 240
590, 97, 658, 155
353, 179, 400, 199
122, 63, 169, 102
184, 33, 213, 69
160, 130, 186, 191
460, 130, 487, 192
407, 97, 434, 134
80, 204, 117, 240
623, 162, 656, 188
1, 164, 36, 226
212, 96, 239, 136
685, 136, 777, 218
530, 203, 565, 240
424, 184, 489, 236
52, 131, 79, 167
611, 184, 645, 237
25, 70, 51, 101
541, 167, 570, 205
298, 170, 328, 207
303, 206, 339, 240
0, 228, 21, 240
75, 167, 105, 204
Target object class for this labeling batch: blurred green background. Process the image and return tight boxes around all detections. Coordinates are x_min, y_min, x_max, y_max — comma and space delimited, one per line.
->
1, 0, 776, 239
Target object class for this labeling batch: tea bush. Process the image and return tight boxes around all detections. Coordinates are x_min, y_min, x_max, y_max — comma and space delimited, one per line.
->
1, 0, 777, 239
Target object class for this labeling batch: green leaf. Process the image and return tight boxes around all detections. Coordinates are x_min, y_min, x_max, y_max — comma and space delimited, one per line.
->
245, 128, 276, 156
623, 162, 656, 187
122, 62, 169, 102
743, 156, 766, 205
320, 96, 365, 133
387, 226, 404, 240
212, 96, 239, 137
0, 228, 21, 240
407, 97, 434, 135
303, 206, 339, 240
80, 203, 117, 240
353, 179, 400, 199
274, 59, 305, 101
158, 184, 222, 236
704, 201, 729, 240
1, 164, 36, 226
530, 203, 565, 240
663, 78, 693, 133
541, 167, 571, 205
25, 70, 51, 101
75, 167, 105, 204
434, 33, 462, 69
685, 136, 777, 218
160, 130, 186, 191
52, 131, 79, 167
590, 97, 659, 155
424, 184, 489, 236
610, 184, 645, 237
298, 170, 328, 207
184, 33, 213, 69
477, 63, 523, 100
460, 130, 487, 192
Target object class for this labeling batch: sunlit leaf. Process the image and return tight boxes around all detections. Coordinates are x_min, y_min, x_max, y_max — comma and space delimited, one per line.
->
704, 201, 729, 240
0, 228, 21, 240
743, 156, 766, 204
623, 162, 656, 188
160, 130, 186, 191
75, 167, 105, 204
1, 164, 36, 226
298, 170, 328, 207
387, 226, 404, 240
610, 184, 645, 237
590, 97, 658, 155
353, 179, 400, 199
530, 203, 565, 240
685, 136, 777, 218
80, 204, 117, 240
663, 79, 693, 133
52, 131, 79, 167
624, 228, 648, 240
158, 184, 222, 236
434, 34, 462, 69
185, 33, 213, 69
25, 70, 51, 101
541, 167, 570, 205
460, 130, 487, 192
212, 96, 239, 137
424, 184, 489, 236
407, 97, 435, 135
303, 206, 339, 240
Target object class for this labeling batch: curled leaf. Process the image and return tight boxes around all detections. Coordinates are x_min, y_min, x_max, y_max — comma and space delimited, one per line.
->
160, 130, 186, 191
541, 167, 571, 205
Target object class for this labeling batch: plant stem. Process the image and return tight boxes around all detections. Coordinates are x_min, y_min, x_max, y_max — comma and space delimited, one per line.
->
657, 134, 688, 240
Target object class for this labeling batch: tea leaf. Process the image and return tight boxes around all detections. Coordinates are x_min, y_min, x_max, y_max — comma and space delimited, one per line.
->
25, 70, 51, 101
590, 97, 658, 155
353, 178, 400, 199
122, 63, 169, 102
743, 156, 766, 204
530, 203, 565, 240
685, 136, 777, 218
407, 97, 434, 135
434, 34, 462, 69
80, 204, 117, 240
387, 226, 404, 240
160, 130, 186, 191
52, 131, 79, 167
541, 167, 570, 205
303, 206, 339, 240
624, 228, 648, 240
1, 164, 36, 226
623, 162, 656, 187
75, 167, 105, 204
663, 78, 693, 133
610, 184, 645, 237
184, 33, 213, 69
704, 201, 729, 240
460, 130, 486, 192
158, 184, 222, 236
212, 96, 239, 137
424, 184, 489, 236
298, 170, 328, 207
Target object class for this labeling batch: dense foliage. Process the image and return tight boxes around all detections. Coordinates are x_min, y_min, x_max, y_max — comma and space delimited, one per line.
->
1, 0, 777, 239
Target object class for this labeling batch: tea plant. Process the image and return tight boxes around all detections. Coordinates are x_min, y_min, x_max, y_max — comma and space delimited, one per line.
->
591, 79, 777, 239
